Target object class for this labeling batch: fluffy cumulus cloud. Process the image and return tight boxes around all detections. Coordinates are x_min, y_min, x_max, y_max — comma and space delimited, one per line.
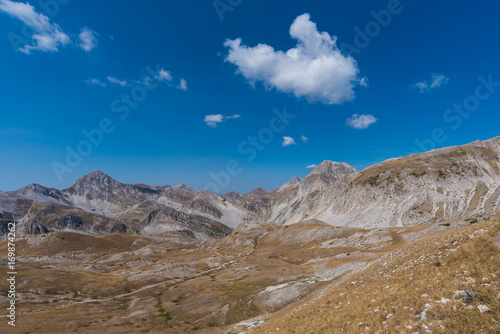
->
282, 136, 297, 146
107, 76, 127, 86
204, 114, 240, 128
224, 13, 365, 105
78, 27, 98, 52
306, 164, 317, 169
0, 0, 70, 54
411, 73, 449, 93
346, 114, 377, 129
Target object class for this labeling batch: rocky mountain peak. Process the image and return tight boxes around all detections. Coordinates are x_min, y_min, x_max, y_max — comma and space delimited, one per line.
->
225, 191, 242, 199
75, 170, 115, 186
13, 184, 62, 201
287, 176, 302, 185
278, 176, 302, 191
309, 161, 358, 180
173, 184, 195, 191
85, 169, 112, 181
244, 187, 271, 198
66, 170, 125, 196
19, 184, 44, 192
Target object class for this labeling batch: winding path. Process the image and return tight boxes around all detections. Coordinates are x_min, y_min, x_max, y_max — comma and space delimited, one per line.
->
18, 258, 238, 315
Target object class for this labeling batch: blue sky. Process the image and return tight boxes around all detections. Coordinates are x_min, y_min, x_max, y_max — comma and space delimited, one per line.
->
1, 0, 500, 193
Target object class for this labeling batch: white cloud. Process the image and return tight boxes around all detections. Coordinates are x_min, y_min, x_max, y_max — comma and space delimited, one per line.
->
107, 76, 127, 86
224, 13, 365, 105
177, 78, 188, 91
413, 82, 428, 92
139, 67, 189, 91
85, 78, 106, 86
306, 164, 317, 169
89, 67, 186, 90
429, 73, 449, 88
158, 69, 172, 82
78, 27, 98, 52
0, 0, 70, 54
204, 114, 240, 128
359, 77, 369, 87
346, 114, 377, 130
282, 136, 297, 146
411, 73, 449, 93
204, 114, 224, 128
140, 75, 154, 86
301, 135, 308, 142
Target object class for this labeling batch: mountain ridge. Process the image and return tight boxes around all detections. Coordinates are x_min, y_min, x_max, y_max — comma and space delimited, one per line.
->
2, 136, 500, 238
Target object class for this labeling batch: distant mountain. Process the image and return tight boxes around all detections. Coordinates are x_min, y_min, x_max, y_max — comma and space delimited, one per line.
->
0, 170, 265, 240
2, 137, 500, 238
278, 176, 302, 191
244, 187, 272, 198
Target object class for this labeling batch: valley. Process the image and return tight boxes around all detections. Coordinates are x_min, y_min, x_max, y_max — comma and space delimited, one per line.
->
0, 219, 478, 333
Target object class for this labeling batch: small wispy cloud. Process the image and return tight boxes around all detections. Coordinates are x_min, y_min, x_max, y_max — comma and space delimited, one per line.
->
0, 0, 70, 54
158, 69, 172, 82
411, 73, 449, 93
204, 114, 241, 128
204, 114, 224, 128
85, 78, 106, 86
86, 67, 188, 92
301, 135, 308, 142
177, 78, 188, 91
146, 67, 188, 88
78, 27, 98, 52
306, 164, 317, 169
107, 76, 127, 86
346, 114, 377, 130
282, 136, 297, 147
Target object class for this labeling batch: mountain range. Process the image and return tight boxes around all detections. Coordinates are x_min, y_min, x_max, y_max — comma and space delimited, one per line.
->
2, 136, 500, 240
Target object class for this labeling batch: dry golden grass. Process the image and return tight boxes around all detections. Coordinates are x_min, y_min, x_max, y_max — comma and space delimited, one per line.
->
251, 219, 500, 334
1, 220, 497, 333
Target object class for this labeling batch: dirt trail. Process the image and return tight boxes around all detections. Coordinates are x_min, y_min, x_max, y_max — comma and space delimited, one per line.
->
18, 258, 238, 315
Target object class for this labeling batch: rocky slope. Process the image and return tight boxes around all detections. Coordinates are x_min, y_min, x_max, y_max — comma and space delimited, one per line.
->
268, 137, 500, 228
2, 136, 500, 238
